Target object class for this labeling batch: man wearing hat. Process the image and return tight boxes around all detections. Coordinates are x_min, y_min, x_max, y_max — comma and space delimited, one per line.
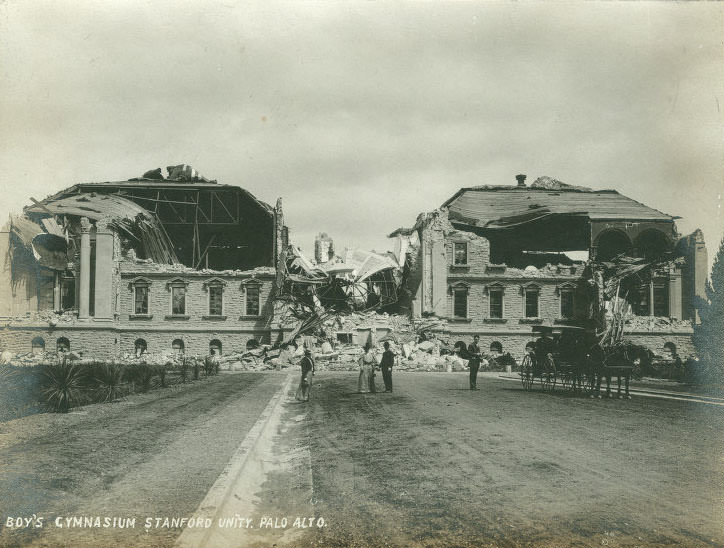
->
295, 346, 315, 402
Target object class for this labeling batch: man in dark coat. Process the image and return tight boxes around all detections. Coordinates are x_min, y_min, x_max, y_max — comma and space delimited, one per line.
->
296, 348, 315, 402
380, 341, 395, 392
534, 329, 555, 372
467, 335, 482, 390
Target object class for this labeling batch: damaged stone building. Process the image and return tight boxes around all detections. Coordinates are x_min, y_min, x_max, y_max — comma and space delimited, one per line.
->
0, 166, 288, 359
389, 175, 708, 359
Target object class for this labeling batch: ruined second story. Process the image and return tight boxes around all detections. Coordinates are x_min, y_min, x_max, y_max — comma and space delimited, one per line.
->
0, 166, 288, 338
389, 175, 708, 331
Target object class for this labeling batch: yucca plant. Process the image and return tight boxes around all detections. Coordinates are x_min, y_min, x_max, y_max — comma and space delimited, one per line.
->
93, 362, 126, 402
41, 359, 86, 413
135, 364, 154, 392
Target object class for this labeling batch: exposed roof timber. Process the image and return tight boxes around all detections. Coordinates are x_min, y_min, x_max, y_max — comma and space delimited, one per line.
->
76, 181, 274, 215
24, 193, 178, 264
444, 186, 677, 227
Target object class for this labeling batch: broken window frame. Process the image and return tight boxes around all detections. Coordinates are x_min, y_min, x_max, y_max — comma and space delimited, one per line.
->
56, 337, 70, 354
135, 338, 148, 357
486, 284, 505, 319
129, 277, 152, 317
209, 339, 222, 356
172, 338, 185, 355
522, 283, 541, 319
557, 283, 576, 319
60, 274, 76, 311
166, 278, 189, 318
203, 278, 227, 318
241, 280, 262, 317
450, 281, 470, 319
653, 279, 669, 317
452, 241, 469, 266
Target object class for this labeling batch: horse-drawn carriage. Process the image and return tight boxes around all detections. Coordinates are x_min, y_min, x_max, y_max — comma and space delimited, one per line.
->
519, 325, 636, 398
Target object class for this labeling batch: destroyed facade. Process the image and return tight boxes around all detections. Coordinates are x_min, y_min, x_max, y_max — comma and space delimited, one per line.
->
388, 175, 708, 359
0, 168, 710, 366
0, 166, 288, 359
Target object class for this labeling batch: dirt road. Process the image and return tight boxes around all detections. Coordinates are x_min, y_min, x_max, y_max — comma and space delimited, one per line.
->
1, 371, 723, 547
0, 372, 288, 547
248, 372, 724, 548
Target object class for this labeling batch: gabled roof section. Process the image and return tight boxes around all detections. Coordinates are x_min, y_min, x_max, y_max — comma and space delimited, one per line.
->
442, 183, 677, 229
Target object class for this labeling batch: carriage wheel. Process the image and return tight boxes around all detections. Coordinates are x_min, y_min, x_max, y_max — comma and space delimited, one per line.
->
520, 355, 533, 391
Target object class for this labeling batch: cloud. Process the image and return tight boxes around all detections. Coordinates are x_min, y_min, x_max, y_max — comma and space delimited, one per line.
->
0, 0, 722, 260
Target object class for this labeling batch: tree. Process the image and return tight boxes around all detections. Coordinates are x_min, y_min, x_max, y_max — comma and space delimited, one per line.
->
693, 233, 724, 381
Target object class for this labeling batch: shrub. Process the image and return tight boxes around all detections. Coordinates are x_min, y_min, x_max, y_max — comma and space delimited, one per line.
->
125, 364, 154, 393
193, 361, 200, 381
41, 359, 87, 413
92, 362, 126, 402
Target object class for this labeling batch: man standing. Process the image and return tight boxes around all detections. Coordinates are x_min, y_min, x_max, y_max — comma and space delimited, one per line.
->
380, 341, 395, 392
468, 335, 482, 390
295, 347, 315, 402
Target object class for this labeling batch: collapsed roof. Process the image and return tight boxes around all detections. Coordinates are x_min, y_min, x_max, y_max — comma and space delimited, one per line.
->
26, 165, 277, 271
18, 193, 177, 267
443, 178, 677, 230
278, 246, 403, 344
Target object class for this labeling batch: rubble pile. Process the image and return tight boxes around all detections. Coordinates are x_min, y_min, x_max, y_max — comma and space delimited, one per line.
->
271, 310, 518, 373
3, 309, 78, 327
624, 316, 693, 331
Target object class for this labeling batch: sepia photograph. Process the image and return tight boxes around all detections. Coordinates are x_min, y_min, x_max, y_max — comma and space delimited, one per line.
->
0, 1, 723, 547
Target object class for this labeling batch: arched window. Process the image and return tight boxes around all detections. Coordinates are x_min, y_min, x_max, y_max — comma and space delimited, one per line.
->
56, 337, 70, 354
489, 341, 503, 355
172, 339, 185, 355
635, 229, 672, 261
595, 230, 633, 261
246, 339, 260, 350
209, 339, 222, 356
134, 338, 148, 357
31, 337, 45, 354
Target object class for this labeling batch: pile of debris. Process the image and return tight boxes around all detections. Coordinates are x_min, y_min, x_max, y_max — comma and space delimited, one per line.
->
268, 310, 518, 373
276, 246, 404, 343
624, 316, 693, 331
0, 350, 58, 367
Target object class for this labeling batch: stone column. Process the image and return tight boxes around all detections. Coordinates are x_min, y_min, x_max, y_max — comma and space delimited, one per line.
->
53, 272, 61, 311
94, 222, 114, 319
668, 266, 683, 320
78, 217, 91, 319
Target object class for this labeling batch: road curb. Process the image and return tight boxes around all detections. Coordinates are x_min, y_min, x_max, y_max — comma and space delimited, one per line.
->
175, 373, 294, 548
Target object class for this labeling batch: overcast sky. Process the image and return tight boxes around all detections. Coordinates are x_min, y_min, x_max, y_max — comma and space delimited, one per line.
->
1, 1, 722, 269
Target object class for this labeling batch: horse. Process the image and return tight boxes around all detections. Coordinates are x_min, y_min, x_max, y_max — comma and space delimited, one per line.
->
585, 343, 634, 399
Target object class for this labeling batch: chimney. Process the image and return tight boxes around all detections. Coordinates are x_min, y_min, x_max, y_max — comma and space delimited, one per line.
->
516, 174, 527, 187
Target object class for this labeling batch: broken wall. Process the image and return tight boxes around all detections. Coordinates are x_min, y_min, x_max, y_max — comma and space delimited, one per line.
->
413, 209, 491, 317
0, 221, 42, 317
